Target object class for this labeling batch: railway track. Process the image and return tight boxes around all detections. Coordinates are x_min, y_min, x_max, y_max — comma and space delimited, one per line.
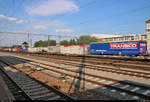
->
27, 52, 150, 64
0, 58, 76, 101
8, 52, 150, 64
11, 52, 150, 71
10, 51, 150, 61
10, 53, 150, 79
46, 59, 150, 79
0, 64, 30, 100
40, 54, 150, 71
4, 56, 150, 100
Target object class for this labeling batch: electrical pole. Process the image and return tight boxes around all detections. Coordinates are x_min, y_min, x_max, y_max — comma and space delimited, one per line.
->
58, 35, 61, 45
27, 33, 30, 47
30, 39, 32, 47
0, 33, 1, 48
48, 35, 50, 46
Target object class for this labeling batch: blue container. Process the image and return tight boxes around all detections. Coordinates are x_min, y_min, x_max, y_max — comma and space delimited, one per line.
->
90, 41, 147, 56
21, 48, 23, 52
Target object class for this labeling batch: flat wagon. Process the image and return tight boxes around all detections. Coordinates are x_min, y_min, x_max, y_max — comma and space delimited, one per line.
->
90, 41, 147, 56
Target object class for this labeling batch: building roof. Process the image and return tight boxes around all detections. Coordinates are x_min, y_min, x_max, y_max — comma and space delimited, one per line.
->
90, 40, 145, 44
89, 33, 123, 39
145, 19, 150, 23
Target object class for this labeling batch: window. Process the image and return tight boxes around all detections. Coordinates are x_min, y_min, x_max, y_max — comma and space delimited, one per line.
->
114, 38, 117, 41
125, 36, 129, 41
131, 36, 134, 40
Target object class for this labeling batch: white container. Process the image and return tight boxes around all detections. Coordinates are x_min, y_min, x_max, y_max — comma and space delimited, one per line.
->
12, 48, 17, 52
60, 45, 89, 55
47, 46, 60, 54
28, 47, 38, 53
8, 48, 11, 52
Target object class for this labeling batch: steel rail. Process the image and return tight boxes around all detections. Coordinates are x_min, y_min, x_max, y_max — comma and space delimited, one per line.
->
12, 54, 150, 79
9, 57, 150, 100
46, 59, 150, 79
25, 62, 150, 100
0, 60, 33, 100
0, 57, 76, 101
20, 53, 150, 70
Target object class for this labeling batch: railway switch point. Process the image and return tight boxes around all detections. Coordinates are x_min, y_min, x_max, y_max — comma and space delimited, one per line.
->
142, 90, 150, 95
132, 96, 139, 100
110, 90, 116, 92
120, 92, 126, 96
35, 64, 42, 71
131, 87, 140, 92
111, 83, 120, 86
121, 85, 130, 89
101, 87, 107, 90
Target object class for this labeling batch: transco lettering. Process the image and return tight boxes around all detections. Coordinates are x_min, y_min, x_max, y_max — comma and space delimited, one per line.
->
110, 43, 137, 49
140, 43, 146, 46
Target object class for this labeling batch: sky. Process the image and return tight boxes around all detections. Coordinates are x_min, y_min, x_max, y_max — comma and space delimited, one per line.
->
0, 0, 150, 46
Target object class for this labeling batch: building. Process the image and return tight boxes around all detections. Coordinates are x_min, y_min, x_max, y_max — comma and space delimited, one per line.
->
146, 19, 150, 54
22, 42, 29, 48
99, 34, 147, 42
89, 19, 150, 55
89, 33, 123, 39
12, 45, 22, 48
89, 33, 146, 42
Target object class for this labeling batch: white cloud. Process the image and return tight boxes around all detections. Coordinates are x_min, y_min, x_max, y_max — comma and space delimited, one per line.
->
34, 25, 48, 30
33, 21, 63, 30
0, 14, 16, 22
46, 21, 63, 26
26, 0, 79, 16
13, 30, 25, 33
16, 20, 27, 24
0, 14, 27, 24
7, 17, 17, 22
56, 29, 73, 33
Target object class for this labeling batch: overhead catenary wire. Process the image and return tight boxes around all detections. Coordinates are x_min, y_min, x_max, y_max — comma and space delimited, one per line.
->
0, 31, 77, 38
0, 1, 149, 45
0, 31, 79, 47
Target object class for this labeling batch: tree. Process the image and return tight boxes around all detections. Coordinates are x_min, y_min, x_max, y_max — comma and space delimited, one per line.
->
59, 40, 69, 45
22, 42, 28, 45
69, 39, 74, 45
48, 40, 56, 46
69, 39, 77, 45
77, 36, 99, 44
22, 42, 29, 48
72, 39, 76, 45
60, 36, 98, 46
34, 40, 56, 47
33, 36, 98, 47
34, 40, 42, 47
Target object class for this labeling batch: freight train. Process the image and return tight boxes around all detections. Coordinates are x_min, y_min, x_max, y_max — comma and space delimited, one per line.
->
0, 40, 147, 56
90, 41, 147, 56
